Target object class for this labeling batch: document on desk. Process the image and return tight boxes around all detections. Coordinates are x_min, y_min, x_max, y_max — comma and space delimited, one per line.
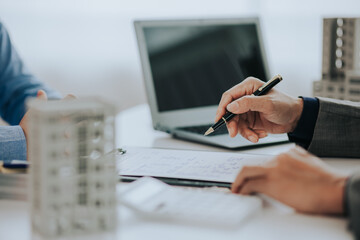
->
117, 147, 273, 183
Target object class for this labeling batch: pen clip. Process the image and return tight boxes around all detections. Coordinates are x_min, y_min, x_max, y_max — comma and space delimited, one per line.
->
257, 74, 282, 92
117, 148, 127, 155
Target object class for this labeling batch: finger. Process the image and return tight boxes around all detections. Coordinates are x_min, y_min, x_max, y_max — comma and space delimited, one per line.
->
231, 166, 268, 193
215, 92, 232, 122
252, 112, 266, 130
247, 111, 255, 129
226, 95, 270, 115
239, 178, 267, 195
254, 129, 268, 138
63, 94, 77, 100
276, 148, 308, 166
215, 77, 264, 122
36, 90, 48, 101
288, 147, 325, 167
237, 117, 258, 143
226, 115, 239, 138
239, 113, 247, 121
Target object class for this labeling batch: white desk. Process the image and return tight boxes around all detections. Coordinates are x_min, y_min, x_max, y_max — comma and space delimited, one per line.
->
1, 104, 359, 240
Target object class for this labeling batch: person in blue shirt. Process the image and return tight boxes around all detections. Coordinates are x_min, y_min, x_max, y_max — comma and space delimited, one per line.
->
216, 77, 360, 239
0, 21, 61, 161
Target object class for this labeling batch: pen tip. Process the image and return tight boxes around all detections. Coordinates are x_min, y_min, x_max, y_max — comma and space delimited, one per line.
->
204, 127, 214, 136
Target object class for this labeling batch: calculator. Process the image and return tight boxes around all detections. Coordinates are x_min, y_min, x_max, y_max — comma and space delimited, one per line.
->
118, 177, 262, 228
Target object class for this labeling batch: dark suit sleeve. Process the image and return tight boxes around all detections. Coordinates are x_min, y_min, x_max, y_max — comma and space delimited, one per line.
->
289, 97, 360, 238
289, 97, 360, 157
307, 97, 360, 158
346, 174, 360, 239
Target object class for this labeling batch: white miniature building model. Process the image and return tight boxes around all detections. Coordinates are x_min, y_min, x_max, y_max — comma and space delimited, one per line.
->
28, 98, 117, 238
314, 18, 360, 101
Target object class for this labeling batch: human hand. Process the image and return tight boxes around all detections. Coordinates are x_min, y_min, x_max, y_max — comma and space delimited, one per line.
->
231, 146, 348, 214
19, 90, 48, 141
215, 77, 304, 143
19, 90, 76, 160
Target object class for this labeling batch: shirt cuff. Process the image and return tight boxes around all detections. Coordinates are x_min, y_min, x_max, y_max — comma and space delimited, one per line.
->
0, 125, 27, 160
287, 97, 320, 148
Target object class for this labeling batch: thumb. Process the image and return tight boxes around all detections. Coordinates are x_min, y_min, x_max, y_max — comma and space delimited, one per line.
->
36, 90, 48, 101
226, 95, 269, 114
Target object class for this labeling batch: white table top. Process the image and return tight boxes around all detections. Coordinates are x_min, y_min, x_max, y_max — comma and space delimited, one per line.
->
1, 104, 358, 240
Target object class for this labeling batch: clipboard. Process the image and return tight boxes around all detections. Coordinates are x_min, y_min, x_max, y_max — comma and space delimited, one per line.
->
116, 147, 272, 188
120, 176, 232, 188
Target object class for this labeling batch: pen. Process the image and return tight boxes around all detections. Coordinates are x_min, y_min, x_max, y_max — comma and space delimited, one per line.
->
204, 74, 283, 136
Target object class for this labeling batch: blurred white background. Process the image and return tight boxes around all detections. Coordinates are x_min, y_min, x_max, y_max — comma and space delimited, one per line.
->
0, 0, 359, 113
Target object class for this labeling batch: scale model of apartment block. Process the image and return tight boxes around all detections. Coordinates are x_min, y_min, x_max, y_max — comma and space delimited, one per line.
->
313, 18, 360, 101
28, 98, 117, 238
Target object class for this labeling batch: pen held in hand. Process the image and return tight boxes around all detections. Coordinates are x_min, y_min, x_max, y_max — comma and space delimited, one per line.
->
204, 74, 283, 136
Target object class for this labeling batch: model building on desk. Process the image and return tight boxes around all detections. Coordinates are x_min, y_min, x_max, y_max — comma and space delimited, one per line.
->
28, 98, 117, 238
314, 18, 360, 101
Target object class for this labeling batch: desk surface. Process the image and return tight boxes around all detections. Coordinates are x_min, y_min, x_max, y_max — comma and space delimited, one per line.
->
1, 104, 358, 240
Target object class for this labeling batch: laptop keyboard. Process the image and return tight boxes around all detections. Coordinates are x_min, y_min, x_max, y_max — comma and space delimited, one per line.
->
177, 124, 228, 136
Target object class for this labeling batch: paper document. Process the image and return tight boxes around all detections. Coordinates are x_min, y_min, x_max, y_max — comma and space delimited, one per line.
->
117, 147, 273, 183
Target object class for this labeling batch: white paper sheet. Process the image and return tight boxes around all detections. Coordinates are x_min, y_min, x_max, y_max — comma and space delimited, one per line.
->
117, 147, 273, 183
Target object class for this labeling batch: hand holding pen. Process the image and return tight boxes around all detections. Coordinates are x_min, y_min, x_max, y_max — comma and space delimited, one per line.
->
207, 75, 304, 143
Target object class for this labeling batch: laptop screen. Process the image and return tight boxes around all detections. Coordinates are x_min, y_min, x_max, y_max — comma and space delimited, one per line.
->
142, 22, 267, 112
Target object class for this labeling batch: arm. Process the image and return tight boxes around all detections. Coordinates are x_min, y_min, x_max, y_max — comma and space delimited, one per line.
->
0, 21, 61, 125
308, 97, 360, 157
287, 97, 319, 148
232, 149, 360, 239
0, 126, 26, 160
231, 141, 359, 238
290, 97, 360, 157
215, 77, 303, 142
0, 21, 60, 160
215, 77, 360, 157
346, 173, 360, 239
217, 77, 360, 237
231, 146, 347, 214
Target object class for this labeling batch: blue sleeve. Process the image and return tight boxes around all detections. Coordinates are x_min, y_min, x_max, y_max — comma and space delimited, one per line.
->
0, 21, 61, 125
0, 126, 26, 160
287, 97, 320, 148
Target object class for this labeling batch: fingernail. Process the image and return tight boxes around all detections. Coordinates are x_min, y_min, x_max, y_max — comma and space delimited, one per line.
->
249, 135, 258, 143
227, 102, 235, 112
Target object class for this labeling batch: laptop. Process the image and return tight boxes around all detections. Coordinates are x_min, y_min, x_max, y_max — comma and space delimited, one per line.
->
134, 18, 288, 149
